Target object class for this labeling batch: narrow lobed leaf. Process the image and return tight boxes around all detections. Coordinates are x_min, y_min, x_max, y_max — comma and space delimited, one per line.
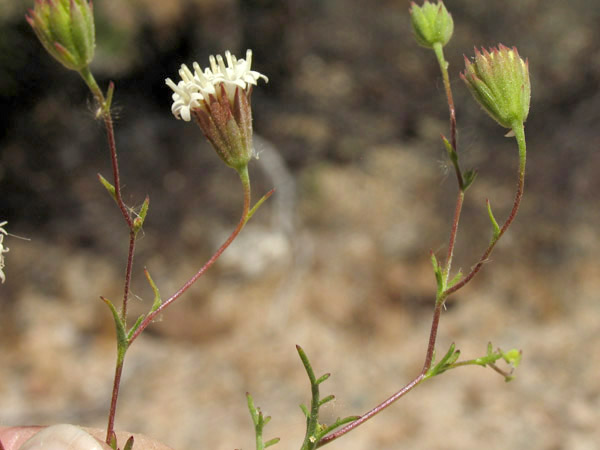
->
264, 438, 280, 447
98, 173, 117, 202
318, 394, 335, 407
126, 313, 145, 341
144, 268, 162, 313
299, 404, 310, 419
486, 199, 501, 239
316, 373, 330, 385
123, 436, 134, 450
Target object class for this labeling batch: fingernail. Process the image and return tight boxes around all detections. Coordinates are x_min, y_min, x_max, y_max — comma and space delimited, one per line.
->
19, 424, 105, 450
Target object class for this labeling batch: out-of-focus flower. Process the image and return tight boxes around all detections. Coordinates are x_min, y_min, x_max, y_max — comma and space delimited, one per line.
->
26, 0, 95, 72
461, 45, 530, 130
409, 1, 454, 49
0, 221, 9, 284
166, 50, 268, 172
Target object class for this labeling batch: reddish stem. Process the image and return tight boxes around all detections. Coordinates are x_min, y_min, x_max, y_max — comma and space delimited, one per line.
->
97, 87, 139, 443
444, 164, 525, 296
128, 167, 252, 345
318, 302, 443, 447
318, 41, 527, 446
101, 109, 136, 321
105, 361, 124, 443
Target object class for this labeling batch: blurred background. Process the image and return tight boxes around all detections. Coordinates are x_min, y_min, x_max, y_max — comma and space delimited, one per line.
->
1, 0, 599, 448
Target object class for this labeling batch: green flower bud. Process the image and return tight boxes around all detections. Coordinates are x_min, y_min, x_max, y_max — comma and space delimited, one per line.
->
461, 44, 531, 130
409, 1, 454, 49
26, 0, 95, 72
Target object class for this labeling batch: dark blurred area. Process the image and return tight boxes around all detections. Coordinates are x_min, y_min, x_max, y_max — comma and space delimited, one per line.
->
1, 0, 599, 449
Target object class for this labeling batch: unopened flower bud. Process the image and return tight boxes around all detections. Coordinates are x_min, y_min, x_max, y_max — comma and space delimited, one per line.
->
410, 1, 454, 49
26, 0, 95, 72
461, 44, 530, 130
166, 50, 268, 172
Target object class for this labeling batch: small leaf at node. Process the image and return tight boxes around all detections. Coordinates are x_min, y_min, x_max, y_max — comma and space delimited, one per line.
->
133, 196, 150, 234
101, 296, 128, 362
144, 268, 162, 313
98, 173, 117, 203
127, 314, 145, 340
123, 436, 134, 450
447, 270, 463, 289
300, 404, 310, 419
316, 373, 330, 384
463, 169, 477, 191
442, 135, 457, 164
318, 394, 335, 407
430, 251, 443, 292
486, 199, 501, 239
108, 432, 117, 450
265, 438, 280, 447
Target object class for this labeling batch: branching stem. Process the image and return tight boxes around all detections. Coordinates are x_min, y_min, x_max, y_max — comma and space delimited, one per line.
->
318, 47, 527, 448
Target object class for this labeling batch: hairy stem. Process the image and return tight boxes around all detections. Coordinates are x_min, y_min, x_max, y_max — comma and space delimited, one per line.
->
105, 361, 124, 443
432, 42, 463, 282
433, 43, 457, 157
80, 68, 137, 322
78, 68, 138, 443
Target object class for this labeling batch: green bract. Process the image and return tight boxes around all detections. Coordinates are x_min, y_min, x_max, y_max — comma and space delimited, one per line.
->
409, 1, 454, 49
461, 44, 531, 130
26, 0, 95, 72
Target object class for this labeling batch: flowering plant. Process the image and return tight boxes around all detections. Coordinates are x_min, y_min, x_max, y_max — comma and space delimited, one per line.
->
3, 0, 531, 448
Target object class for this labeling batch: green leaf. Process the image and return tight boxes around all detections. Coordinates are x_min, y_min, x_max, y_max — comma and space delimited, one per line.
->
487, 199, 501, 239
98, 173, 117, 203
437, 342, 456, 367
316, 373, 330, 385
265, 438, 280, 448
144, 268, 162, 313
318, 394, 335, 407
300, 404, 310, 419
133, 196, 150, 235
462, 169, 477, 191
430, 251, 444, 294
447, 270, 463, 289
108, 432, 117, 450
123, 436, 134, 450
427, 343, 460, 377
246, 392, 279, 450
446, 348, 461, 365
246, 392, 259, 424
101, 296, 128, 364
127, 314, 145, 341
442, 135, 457, 165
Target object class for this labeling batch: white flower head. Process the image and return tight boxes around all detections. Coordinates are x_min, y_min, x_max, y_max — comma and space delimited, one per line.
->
0, 221, 9, 284
166, 49, 268, 121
